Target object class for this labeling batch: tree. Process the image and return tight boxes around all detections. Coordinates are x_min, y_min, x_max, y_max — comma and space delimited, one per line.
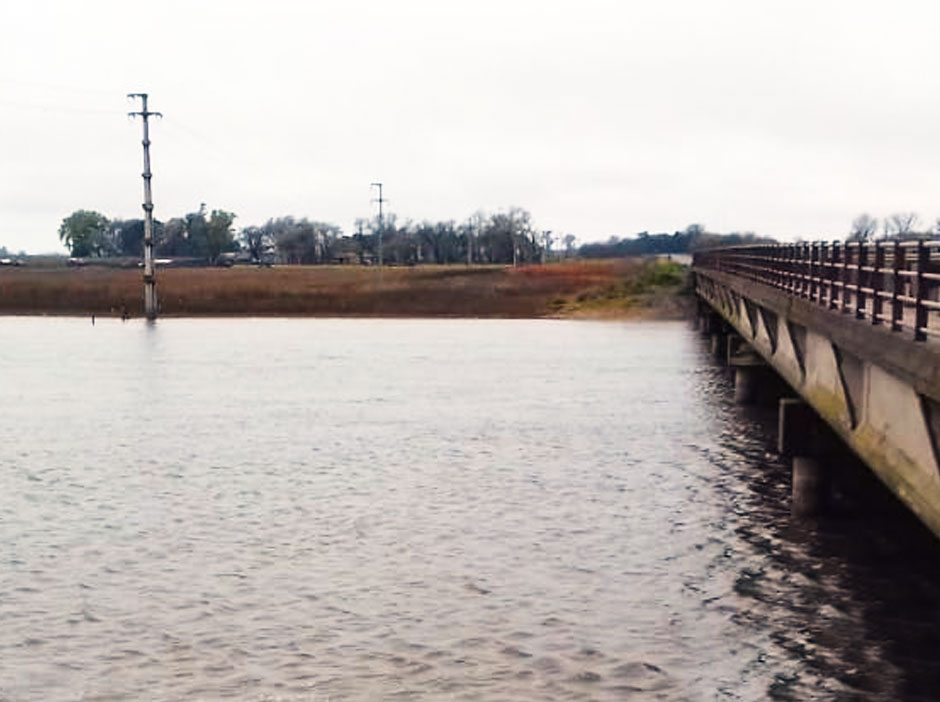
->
541, 230, 553, 263
240, 226, 272, 261
157, 217, 188, 256
416, 220, 460, 263
848, 214, 879, 242
478, 207, 536, 264
886, 212, 920, 238
185, 204, 210, 258
58, 210, 110, 257
563, 234, 577, 258
106, 219, 145, 256
206, 209, 238, 262
265, 216, 340, 264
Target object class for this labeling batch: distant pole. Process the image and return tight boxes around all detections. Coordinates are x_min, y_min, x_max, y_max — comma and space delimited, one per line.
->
128, 93, 162, 320
467, 218, 473, 266
371, 182, 384, 267
509, 211, 517, 267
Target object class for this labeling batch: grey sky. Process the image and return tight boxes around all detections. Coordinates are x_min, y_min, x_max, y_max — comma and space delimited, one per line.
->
2, 0, 939, 253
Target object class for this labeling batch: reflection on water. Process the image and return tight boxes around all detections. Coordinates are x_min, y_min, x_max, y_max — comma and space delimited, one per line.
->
1, 317, 939, 701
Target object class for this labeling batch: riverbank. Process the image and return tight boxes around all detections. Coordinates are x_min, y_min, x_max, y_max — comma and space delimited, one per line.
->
0, 258, 690, 319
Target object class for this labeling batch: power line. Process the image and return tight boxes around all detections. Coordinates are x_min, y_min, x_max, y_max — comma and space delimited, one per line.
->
0, 97, 122, 116
0, 78, 120, 97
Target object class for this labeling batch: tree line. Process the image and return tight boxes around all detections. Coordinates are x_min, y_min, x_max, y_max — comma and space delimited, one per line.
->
846, 212, 940, 242
57, 206, 575, 265
58, 206, 239, 261
578, 224, 776, 258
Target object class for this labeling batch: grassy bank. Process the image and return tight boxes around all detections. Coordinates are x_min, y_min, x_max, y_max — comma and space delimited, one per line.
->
0, 259, 690, 319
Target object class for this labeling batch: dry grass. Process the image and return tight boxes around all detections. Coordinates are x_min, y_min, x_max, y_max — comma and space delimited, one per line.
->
0, 259, 688, 319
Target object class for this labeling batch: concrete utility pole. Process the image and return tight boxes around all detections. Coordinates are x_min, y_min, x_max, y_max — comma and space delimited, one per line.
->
371, 182, 384, 267
128, 93, 162, 320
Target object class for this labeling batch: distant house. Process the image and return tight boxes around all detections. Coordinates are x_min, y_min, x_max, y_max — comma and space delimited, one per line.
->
331, 251, 358, 265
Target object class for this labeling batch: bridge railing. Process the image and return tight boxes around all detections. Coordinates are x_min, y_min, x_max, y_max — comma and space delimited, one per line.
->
693, 240, 940, 341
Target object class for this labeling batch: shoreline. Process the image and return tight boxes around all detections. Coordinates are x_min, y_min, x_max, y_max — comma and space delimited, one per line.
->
0, 259, 690, 321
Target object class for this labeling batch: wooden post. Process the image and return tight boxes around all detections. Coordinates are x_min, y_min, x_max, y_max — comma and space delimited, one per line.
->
856, 241, 868, 320
892, 240, 904, 332
872, 241, 884, 325
915, 239, 928, 341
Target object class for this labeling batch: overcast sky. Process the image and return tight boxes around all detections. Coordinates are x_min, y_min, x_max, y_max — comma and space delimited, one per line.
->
2, 0, 940, 253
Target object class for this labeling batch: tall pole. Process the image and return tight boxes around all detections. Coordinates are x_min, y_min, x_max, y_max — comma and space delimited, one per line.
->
128, 93, 162, 320
509, 210, 517, 267
371, 182, 384, 267
467, 218, 473, 266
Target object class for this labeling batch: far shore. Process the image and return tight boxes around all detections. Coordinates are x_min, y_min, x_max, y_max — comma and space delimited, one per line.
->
0, 259, 691, 320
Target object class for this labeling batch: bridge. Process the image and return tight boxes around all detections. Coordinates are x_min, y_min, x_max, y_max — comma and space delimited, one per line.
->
693, 240, 940, 538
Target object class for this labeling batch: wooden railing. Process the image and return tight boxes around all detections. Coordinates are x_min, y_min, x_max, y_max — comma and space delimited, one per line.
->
693, 240, 940, 341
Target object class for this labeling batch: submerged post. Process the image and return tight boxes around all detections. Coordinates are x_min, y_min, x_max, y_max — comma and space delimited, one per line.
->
128, 93, 162, 320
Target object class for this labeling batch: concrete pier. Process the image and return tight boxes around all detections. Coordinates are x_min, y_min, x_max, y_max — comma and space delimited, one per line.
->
699, 311, 720, 336
733, 366, 759, 404
710, 331, 726, 359
725, 334, 743, 366
777, 397, 827, 516
778, 398, 813, 456
792, 457, 825, 517
729, 341, 766, 405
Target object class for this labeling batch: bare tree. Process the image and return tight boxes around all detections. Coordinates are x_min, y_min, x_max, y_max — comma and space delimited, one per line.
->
885, 212, 920, 239
848, 214, 879, 242
563, 234, 577, 258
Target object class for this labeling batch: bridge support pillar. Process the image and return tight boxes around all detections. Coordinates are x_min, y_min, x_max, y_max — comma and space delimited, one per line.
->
699, 308, 721, 336
792, 457, 825, 518
778, 398, 813, 455
726, 334, 743, 365
710, 331, 726, 359
729, 342, 765, 404
693, 300, 708, 332
733, 366, 759, 404
778, 397, 827, 517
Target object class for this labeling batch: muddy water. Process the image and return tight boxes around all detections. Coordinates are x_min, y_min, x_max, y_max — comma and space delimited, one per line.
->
2, 317, 939, 701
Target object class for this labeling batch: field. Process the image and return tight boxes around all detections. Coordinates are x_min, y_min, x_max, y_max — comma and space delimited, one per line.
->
0, 259, 690, 319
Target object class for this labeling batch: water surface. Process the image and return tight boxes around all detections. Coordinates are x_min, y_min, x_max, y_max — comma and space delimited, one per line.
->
1, 318, 939, 701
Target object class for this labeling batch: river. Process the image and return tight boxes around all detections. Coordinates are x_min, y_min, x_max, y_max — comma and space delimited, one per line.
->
1, 317, 939, 701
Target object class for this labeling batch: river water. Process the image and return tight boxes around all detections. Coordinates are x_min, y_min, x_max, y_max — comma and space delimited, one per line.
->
2, 317, 940, 702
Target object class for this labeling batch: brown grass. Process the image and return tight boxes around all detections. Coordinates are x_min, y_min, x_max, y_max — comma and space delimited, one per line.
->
0, 260, 687, 319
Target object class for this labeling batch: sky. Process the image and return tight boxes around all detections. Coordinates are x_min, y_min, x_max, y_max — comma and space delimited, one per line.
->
2, 0, 940, 253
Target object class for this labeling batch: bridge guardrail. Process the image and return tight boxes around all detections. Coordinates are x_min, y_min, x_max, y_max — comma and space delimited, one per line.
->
693, 240, 940, 342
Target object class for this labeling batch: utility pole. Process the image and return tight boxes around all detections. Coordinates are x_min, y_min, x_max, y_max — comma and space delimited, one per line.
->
128, 93, 162, 320
509, 210, 518, 267
371, 182, 384, 267
467, 218, 473, 266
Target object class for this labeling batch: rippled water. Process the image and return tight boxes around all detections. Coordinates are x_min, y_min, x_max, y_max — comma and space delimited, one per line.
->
2, 317, 940, 702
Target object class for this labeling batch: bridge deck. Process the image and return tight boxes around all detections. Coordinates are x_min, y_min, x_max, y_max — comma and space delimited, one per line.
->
694, 239, 940, 342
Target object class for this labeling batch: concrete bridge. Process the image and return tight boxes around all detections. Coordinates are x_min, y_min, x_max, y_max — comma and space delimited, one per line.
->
693, 241, 940, 538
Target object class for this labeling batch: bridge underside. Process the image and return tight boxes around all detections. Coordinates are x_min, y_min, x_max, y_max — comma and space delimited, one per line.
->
695, 268, 940, 538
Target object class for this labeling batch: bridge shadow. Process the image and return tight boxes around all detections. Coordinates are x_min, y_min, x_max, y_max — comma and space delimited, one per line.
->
692, 330, 940, 702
